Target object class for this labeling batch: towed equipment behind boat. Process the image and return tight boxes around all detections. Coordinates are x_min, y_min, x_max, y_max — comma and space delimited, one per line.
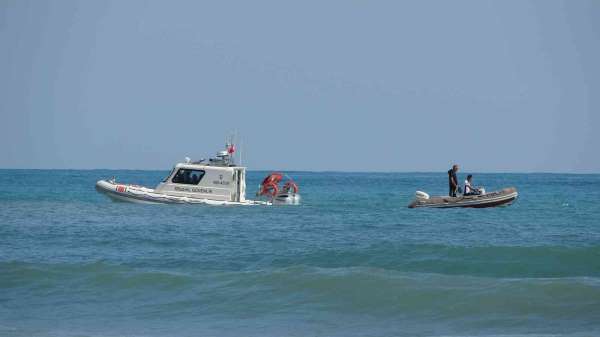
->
256, 172, 300, 205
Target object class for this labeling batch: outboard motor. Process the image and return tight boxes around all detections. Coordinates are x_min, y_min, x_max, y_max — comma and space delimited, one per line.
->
415, 191, 430, 200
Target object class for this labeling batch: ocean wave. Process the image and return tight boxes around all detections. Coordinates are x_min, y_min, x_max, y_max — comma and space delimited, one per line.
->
3, 261, 600, 317
0, 261, 195, 292
269, 244, 600, 278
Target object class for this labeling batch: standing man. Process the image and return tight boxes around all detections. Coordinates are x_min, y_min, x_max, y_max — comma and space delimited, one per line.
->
448, 164, 459, 197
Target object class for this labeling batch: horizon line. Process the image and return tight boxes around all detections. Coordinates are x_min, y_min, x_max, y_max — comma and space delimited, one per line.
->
0, 167, 598, 175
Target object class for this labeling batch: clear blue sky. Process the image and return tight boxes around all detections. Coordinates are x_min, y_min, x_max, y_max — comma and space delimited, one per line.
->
1, 0, 598, 172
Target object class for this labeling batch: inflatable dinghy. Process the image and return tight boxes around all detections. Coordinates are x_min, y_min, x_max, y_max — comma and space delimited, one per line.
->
408, 187, 518, 208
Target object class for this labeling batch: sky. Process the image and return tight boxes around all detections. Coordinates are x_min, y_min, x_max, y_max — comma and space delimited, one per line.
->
1, 0, 598, 172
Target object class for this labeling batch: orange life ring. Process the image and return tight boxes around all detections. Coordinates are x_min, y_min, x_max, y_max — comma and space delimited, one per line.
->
261, 181, 279, 197
283, 181, 298, 194
261, 172, 283, 186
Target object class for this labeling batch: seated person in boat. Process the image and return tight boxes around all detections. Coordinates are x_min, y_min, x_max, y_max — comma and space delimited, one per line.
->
464, 174, 480, 196
448, 164, 459, 197
172, 171, 185, 183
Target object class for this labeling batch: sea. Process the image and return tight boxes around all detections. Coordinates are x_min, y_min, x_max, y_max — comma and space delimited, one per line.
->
1, 169, 600, 337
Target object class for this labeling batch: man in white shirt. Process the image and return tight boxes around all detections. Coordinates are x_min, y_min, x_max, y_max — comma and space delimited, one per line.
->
464, 174, 480, 196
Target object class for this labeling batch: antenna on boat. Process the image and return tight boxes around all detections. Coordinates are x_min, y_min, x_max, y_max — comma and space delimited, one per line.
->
233, 131, 237, 165
233, 130, 242, 166
239, 138, 243, 166
232, 130, 241, 166
225, 130, 239, 166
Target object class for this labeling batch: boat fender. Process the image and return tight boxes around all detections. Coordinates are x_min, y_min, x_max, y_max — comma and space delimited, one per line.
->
415, 191, 430, 200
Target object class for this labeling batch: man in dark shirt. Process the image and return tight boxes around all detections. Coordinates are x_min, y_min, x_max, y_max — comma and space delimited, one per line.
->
448, 164, 459, 197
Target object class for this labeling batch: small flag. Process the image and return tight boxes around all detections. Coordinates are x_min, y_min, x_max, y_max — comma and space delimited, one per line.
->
228, 144, 235, 154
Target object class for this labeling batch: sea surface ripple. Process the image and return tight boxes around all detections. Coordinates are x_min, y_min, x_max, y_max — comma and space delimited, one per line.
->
1, 170, 600, 337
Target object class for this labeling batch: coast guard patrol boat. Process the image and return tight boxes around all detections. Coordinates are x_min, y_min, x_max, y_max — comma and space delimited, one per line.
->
95, 142, 300, 205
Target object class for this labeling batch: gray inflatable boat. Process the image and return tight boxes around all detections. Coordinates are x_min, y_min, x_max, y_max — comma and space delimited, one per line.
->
408, 187, 518, 209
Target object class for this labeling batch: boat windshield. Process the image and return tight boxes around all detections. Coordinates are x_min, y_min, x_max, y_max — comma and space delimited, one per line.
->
162, 168, 176, 183
171, 168, 206, 185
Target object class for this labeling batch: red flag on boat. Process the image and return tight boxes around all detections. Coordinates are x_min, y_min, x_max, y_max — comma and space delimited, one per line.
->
228, 144, 235, 154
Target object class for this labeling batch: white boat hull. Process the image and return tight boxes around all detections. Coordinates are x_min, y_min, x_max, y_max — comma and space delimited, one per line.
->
273, 193, 301, 205
96, 180, 269, 206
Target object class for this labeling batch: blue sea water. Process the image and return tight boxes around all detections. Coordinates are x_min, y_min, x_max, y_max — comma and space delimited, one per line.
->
1, 169, 600, 337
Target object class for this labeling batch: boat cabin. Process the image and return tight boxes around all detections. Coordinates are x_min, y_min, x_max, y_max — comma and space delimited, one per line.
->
154, 152, 247, 203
